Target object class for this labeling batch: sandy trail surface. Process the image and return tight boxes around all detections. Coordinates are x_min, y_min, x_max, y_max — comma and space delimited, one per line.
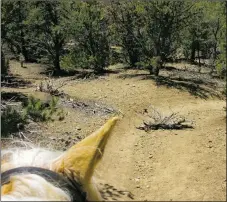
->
2, 61, 226, 201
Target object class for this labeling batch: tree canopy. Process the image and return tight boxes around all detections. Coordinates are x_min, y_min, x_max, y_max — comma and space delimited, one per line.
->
1, 0, 226, 76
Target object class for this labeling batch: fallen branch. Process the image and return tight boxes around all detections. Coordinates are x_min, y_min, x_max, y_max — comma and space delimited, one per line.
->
137, 122, 193, 131
137, 107, 193, 131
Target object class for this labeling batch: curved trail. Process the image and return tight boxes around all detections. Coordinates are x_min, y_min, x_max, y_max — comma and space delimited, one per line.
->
62, 70, 225, 201
3, 62, 226, 201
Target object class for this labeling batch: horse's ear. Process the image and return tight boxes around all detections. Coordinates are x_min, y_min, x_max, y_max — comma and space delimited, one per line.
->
50, 117, 119, 183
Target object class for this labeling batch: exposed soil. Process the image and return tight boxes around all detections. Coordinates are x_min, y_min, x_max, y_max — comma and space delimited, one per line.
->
1, 60, 226, 201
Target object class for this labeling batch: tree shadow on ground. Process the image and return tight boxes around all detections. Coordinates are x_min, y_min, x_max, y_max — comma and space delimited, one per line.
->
118, 72, 222, 99
118, 73, 148, 79
1, 91, 29, 105
1, 75, 32, 88
40, 68, 121, 78
147, 75, 221, 99
162, 65, 211, 75
40, 68, 80, 77
99, 183, 134, 201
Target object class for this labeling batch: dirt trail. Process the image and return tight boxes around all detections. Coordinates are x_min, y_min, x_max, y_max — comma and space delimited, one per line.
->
60, 67, 225, 201
2, 61, 226, 201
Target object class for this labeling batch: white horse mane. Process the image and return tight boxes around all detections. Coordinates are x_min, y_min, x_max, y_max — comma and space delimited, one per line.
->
1, 117, 119, 201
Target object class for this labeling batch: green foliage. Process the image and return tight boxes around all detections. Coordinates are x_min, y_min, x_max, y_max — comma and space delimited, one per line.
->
1, 105, 27, 137
1, 0, 226, 78
216, 47, 226, 78
181, 1, 226, 69
23, 96, 59, 122
49, 96, 59, 115
1, 1, 31, 60
109, 0, 144, 67
1, 96, 64, 137
65, 1, 110, 73
137, 56, 162, 75
109, 46, 124, 64
143, 1, 195, 61
24, 1, 70, 71
109, 1, 197, 66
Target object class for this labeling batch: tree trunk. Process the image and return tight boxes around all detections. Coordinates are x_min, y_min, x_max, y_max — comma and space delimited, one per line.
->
53, 36, 62, 74
190, 41, 196, 62
1, 51, 8, 75
18, 1, 28, 61
129, 54, 139, 67
21, 37, 28, 61
198, 42, 201, 67
1, 51, 6, 74
54, 54, 61, 72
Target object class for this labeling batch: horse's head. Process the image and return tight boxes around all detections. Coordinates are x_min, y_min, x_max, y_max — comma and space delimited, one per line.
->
1, 117, 119, 201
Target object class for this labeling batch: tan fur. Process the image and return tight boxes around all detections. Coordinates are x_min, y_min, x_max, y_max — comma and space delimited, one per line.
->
51, 116, 119, 201
1, 117, 119, 201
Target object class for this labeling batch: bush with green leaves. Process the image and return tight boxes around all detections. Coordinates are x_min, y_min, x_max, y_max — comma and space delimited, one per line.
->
63, 1, 110, 74
1, 105, 27, 137
23, 96, 59, 122
216, 54, 226, 79
1, 0, 226, 76
136, 56, 162, 75
215, 40, 226, 79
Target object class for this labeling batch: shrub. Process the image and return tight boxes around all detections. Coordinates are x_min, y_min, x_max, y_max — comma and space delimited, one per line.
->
23, 96, 59, 122
216, 51, 226, 79
148, 56, 162, 76
66, 1, 110, 74
137, 56, 162, 76
1, 105, 27, 137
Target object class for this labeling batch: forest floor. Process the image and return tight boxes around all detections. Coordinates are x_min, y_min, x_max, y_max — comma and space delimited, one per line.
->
1, 60, 226, 201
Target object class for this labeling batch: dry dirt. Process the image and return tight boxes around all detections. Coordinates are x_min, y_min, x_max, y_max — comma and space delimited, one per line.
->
1, 60, 226, 201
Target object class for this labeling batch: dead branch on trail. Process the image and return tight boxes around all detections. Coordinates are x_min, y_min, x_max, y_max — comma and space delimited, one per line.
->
137, 106, 193, 131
